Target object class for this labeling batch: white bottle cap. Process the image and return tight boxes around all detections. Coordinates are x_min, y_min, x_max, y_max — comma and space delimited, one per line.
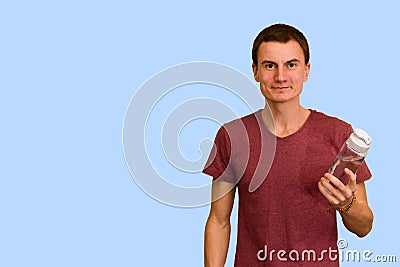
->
347, 128, 372, 154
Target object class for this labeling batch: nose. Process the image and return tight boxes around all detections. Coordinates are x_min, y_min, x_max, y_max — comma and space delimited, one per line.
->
274, 65, 287, 82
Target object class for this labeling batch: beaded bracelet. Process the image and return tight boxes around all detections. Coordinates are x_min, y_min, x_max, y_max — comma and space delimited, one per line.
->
326, 193, 356, 213
338, 193, 357, 213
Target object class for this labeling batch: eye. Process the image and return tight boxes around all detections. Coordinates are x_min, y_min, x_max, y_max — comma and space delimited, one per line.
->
265, 63, 276, 70
288, 62, 298, 69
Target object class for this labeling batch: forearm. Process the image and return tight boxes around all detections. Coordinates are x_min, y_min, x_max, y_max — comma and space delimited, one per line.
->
340, 199, 374, 237
204, 216, 231, 267
319, 171, 373, 237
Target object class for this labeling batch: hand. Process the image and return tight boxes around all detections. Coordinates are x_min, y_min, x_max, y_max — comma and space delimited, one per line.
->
318, 168, 357, 209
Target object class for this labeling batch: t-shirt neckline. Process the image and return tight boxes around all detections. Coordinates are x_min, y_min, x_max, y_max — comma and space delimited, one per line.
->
255, 108, 315, 140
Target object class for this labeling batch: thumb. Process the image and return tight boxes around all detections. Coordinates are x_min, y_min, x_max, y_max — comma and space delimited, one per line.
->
344, 167, 357, 192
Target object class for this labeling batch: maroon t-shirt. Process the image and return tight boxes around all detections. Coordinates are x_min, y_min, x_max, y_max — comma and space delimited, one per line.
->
203, 109, 372, 267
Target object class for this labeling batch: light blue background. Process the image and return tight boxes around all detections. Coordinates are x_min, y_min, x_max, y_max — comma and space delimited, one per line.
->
1, 1, 399, 266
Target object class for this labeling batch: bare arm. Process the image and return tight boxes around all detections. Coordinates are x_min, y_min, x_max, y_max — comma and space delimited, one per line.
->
204, 180, 236, 267
318, 168, 374, 237
339, 182, 373, 237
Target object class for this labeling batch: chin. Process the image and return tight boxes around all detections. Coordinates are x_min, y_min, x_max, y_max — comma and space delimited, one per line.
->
265, 96, 298, 104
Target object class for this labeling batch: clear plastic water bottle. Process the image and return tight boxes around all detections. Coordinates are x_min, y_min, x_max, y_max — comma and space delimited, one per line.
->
328, 128, 372, 182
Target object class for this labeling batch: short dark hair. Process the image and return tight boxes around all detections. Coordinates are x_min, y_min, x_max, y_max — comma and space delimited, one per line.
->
252, 23, 310, 66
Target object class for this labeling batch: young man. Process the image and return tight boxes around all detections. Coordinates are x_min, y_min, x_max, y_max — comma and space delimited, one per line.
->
203, 24, 373, 266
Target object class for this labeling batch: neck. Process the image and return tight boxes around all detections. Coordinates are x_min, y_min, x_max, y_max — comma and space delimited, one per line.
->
262, 101, 310, 138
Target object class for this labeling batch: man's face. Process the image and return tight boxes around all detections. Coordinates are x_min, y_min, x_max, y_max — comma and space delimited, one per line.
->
252, 40, 310, 105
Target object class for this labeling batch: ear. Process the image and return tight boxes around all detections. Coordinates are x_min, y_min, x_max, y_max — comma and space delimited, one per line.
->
303, 62, 310, 82
252, 63, 260, 82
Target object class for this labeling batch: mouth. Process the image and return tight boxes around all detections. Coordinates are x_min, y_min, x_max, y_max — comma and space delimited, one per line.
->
271, 86, 291, 90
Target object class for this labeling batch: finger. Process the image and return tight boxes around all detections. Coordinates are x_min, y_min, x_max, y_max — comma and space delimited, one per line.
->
318, 181, 341, 206
344, 168, 357, 192
323, 174, 353, 200
324, 173, 348, 192
319, 177, 347, 203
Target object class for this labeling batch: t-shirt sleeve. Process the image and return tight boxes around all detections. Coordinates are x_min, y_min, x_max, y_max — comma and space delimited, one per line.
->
357, 159, 372, 183
202, 126, 236, 183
